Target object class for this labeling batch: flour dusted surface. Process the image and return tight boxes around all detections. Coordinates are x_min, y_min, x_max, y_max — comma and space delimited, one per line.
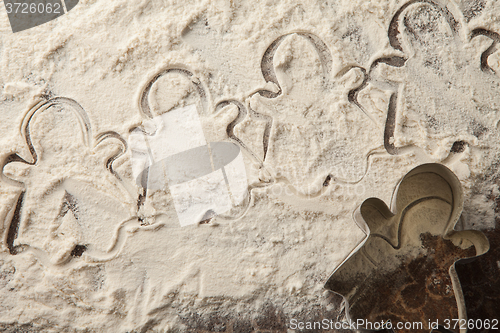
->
0, 0, 499, 331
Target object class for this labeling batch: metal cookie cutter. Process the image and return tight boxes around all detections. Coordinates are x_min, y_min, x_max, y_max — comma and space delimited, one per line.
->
325, 163, 489, 333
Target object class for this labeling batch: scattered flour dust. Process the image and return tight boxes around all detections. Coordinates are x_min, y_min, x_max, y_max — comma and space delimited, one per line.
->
0, 0, 499, 331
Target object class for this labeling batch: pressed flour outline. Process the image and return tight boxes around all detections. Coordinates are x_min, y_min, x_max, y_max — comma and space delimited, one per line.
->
1, 97, 136, 266
246, 31, 385, 196
132, 68, 249, 226
356, 0, 500, 159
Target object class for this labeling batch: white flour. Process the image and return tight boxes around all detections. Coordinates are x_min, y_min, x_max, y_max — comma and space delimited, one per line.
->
0, 0, 499, 331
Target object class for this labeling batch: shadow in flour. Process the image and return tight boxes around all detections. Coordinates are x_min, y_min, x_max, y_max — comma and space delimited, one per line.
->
471, 28, 500, 74
96, 131, 128, 180
6, 191, 24, 255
